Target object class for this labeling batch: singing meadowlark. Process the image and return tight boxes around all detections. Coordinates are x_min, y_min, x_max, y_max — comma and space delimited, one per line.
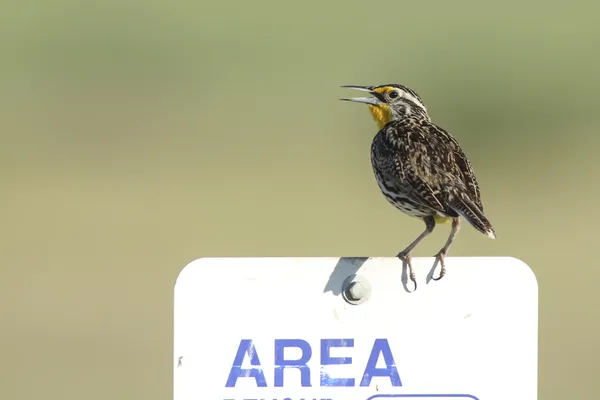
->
340, 84, 495, 289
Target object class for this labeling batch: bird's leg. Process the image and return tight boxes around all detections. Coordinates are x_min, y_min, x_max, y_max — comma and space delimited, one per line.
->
432, 217, 461, 281
397, 216, 435, 289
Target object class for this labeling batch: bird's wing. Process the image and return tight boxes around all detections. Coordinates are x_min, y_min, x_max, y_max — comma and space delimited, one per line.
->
381, 121, 485, 216
382, 121, 492, 233
430, 124, 484, 211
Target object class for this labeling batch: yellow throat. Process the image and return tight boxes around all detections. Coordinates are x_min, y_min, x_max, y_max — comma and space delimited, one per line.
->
367, 87, 394, 130
368, 104, 392, 130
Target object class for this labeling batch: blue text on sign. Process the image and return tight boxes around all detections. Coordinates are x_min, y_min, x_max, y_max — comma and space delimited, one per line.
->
225, 338, 402, 388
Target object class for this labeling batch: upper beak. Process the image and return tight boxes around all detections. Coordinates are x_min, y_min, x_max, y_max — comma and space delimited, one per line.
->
339, 85, 383, 106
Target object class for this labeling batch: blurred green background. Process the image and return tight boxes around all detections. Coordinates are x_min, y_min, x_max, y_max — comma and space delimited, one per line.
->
1, 1, 599, 399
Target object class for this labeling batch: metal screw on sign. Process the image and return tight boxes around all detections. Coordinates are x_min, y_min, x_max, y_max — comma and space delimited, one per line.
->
341, 275, 371, 305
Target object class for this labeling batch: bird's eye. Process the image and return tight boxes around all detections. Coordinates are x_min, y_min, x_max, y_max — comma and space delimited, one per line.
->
388, 91, 399, 99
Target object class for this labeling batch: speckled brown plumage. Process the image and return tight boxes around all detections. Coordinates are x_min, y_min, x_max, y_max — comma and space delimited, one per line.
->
371, 117, 491, 232
341, 84, 496, 290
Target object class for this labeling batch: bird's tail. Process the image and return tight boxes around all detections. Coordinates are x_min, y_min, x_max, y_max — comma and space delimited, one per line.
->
450, 197, 496, 239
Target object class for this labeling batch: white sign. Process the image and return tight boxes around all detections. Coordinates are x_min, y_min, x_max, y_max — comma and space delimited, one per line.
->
174, 257, 537, 400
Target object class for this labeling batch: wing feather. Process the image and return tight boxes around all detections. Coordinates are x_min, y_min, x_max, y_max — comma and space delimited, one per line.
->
377, 121, 484, 216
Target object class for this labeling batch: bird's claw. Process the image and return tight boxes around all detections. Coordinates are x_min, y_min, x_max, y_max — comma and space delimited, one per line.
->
431, 251, 446, 281
397, 252, 417, 292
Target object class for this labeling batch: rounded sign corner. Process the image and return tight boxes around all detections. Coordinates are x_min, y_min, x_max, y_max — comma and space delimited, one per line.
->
504, 256, 538, 291
174, 257, 211, 289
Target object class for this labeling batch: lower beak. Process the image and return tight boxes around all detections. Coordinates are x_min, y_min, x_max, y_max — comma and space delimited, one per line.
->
339, 85, 382, 106
339, 97, 381, 106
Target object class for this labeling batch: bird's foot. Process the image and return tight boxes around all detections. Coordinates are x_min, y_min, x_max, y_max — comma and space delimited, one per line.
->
397, 251, 417, 291
431, 250, 447, 281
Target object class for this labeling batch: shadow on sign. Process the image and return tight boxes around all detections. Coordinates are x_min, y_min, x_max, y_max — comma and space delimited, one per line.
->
322, 257, 369, 295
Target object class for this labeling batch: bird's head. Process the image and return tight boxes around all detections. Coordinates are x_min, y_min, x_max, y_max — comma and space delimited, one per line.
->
340, 84, 429, 129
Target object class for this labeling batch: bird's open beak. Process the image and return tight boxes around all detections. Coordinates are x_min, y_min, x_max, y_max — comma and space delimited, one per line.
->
339, 85, 383, 106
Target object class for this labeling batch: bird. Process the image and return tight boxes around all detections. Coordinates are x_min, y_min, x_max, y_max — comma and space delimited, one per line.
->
340, 84, 495, 290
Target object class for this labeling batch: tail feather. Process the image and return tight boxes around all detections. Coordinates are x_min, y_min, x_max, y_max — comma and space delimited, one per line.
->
450, 197, 496, 239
